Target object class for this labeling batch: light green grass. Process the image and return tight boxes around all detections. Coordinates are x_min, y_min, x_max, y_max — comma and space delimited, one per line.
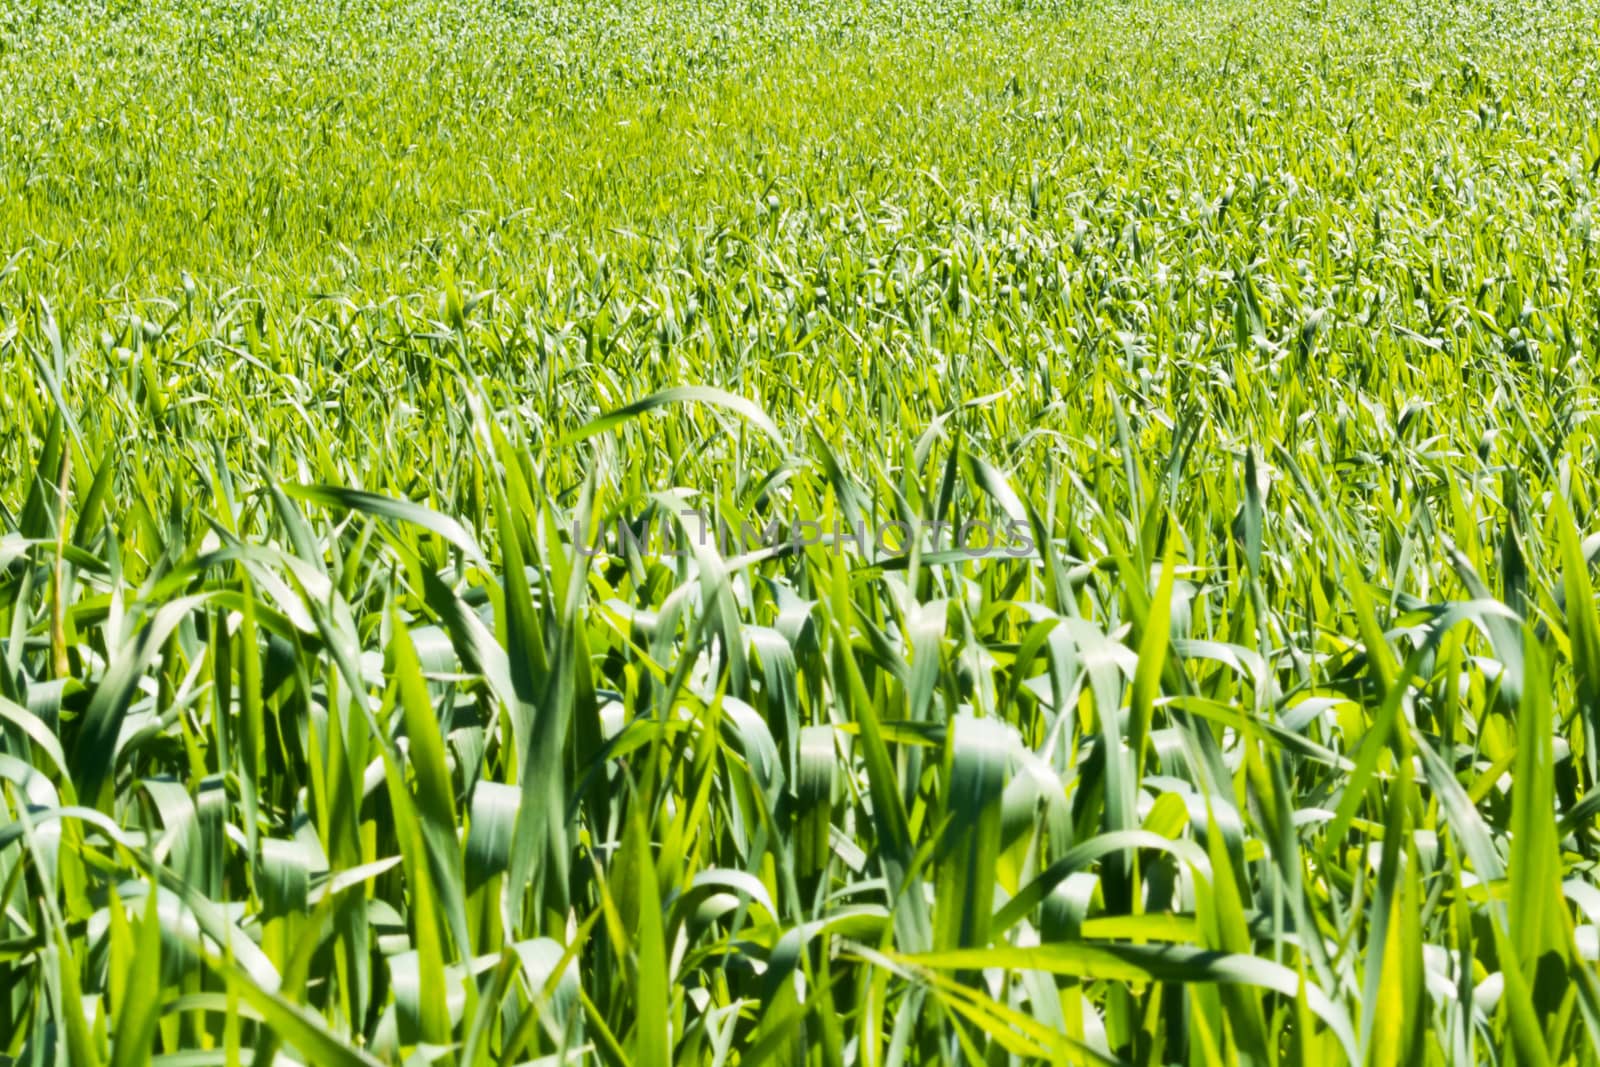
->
3, 0, 1600, 1062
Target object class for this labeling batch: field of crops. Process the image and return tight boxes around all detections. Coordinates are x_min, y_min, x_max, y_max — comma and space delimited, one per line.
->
3, 0, 1600, 1062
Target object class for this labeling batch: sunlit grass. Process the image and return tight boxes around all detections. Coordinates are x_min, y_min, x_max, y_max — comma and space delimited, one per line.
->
3, 0, 1600, 1062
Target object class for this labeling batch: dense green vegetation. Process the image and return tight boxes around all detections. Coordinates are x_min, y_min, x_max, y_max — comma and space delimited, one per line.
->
4, 0, 1600, 1062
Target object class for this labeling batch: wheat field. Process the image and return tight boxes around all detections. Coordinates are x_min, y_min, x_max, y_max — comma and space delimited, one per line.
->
3, 0, 1600, 1063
